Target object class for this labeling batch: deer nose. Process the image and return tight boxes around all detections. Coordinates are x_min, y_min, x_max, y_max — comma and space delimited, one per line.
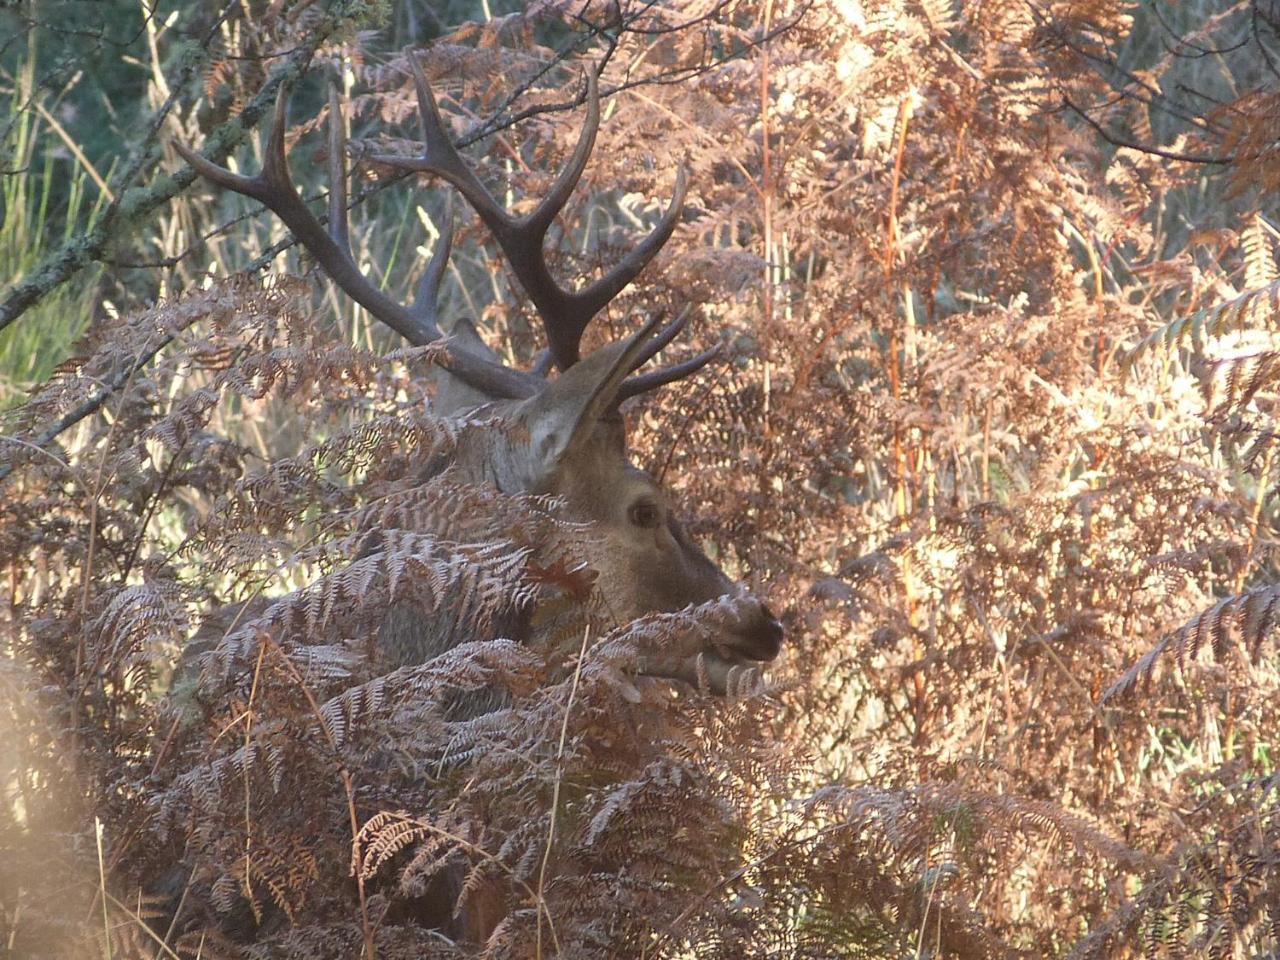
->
737, 602, 784, 662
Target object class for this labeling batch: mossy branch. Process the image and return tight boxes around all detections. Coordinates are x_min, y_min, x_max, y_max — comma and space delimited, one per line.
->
0, 1, 364, 337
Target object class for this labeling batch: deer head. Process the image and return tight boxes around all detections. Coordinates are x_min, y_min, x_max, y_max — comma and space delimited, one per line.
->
175, 57, 783, 692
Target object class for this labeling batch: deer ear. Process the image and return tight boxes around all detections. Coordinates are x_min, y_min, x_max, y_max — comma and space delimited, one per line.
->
518, 317, 661, 476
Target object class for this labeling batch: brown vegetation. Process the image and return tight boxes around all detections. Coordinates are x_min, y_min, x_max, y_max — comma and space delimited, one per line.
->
2, 0, 1279, 957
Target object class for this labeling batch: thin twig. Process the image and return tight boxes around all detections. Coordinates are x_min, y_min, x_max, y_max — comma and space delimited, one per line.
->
1061, 95, 1236, 164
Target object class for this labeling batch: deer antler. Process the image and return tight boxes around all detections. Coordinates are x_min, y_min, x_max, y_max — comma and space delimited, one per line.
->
176, 58, 716, 402
375, 58, 690, 374
614, 307, 721, 402
173, 86, 540, 400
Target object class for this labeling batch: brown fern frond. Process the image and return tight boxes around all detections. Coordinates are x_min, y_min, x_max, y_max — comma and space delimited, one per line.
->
1126, 279, 1280, 365
1104, 584, 1280, 702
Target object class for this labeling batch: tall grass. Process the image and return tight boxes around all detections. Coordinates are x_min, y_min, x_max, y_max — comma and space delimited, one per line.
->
0, 54, 107, 408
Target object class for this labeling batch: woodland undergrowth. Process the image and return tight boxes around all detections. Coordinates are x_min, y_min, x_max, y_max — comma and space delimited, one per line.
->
3, 0, 1280, 957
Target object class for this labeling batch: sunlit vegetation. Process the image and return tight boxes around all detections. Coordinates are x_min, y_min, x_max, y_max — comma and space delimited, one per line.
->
2, 0, 1279, 956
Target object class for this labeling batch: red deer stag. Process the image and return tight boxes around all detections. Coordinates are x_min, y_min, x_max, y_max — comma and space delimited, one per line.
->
175, 57, 782, 693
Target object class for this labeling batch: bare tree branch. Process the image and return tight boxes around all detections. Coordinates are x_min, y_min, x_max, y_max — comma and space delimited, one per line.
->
1061, 95, 1237, 164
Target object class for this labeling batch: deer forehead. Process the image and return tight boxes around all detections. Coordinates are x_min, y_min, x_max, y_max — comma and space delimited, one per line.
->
548, 460, 663, 521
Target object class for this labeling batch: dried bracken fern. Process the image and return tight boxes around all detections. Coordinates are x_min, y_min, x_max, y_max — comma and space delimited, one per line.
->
6, 1, 1280, 958
1104, 584, 1280, 702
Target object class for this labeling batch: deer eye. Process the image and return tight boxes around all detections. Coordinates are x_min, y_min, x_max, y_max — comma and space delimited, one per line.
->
628, 500, 662, 529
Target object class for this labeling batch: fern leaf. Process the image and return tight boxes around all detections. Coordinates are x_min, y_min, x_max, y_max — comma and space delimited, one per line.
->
1125, 278, 1280, 365
1103, 583, 1280, 702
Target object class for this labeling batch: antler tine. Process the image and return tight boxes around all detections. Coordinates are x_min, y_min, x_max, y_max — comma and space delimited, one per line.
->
566, 165, 689, 329
530, 162, 688, 371
375, 57, 512, 236
411, 207, 453, 328
391, 57, 596, 240
262, 88, 292, 191
616, 345, 721, 402
523, 67, 598, 238
176, 82, 540, 400
376, 57, 688, 373
614, 307, 720, 403
624, 307, 690, 375
175, 87, 438, 346
173, 90, 285, 203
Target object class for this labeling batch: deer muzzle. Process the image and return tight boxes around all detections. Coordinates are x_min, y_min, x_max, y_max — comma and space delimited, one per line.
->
634, 596, 785, 696
731, 601, 784, 662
